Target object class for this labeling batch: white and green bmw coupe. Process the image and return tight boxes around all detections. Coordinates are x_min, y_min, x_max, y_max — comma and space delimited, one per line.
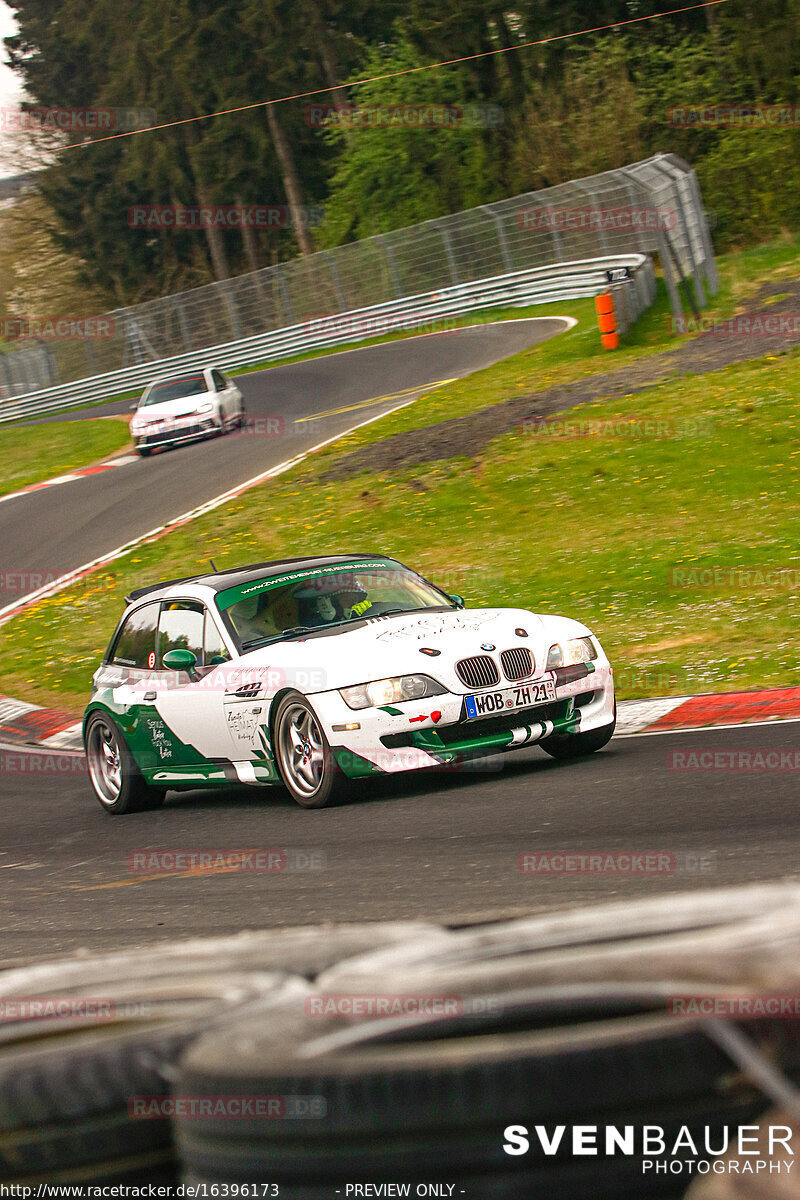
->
83, 555, 616, 812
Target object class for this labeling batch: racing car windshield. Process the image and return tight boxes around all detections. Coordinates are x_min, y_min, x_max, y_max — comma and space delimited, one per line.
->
217, 561, 454, 649
141, 375, 209, 405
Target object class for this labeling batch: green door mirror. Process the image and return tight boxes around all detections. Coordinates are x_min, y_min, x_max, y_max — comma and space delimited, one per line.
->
447, 594, 465, 609
162, 648, 198, 673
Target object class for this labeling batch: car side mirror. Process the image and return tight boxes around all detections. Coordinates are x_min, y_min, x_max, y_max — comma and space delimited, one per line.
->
447, 593, 465, 609
162, 648, 198, 675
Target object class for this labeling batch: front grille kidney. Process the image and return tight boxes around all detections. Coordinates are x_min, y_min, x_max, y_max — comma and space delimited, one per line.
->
500, 647, 534, 681
455, 655, 500, 689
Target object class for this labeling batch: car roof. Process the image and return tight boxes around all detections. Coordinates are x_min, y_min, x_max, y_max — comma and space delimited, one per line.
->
124, 554, 395, 605
143, 368, 212, 388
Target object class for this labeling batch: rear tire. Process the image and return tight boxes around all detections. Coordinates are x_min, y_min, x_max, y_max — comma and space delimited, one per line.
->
273, 691, 346, 809
85, 713, 165, 815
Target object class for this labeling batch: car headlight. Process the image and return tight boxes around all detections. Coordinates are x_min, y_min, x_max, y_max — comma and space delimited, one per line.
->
196, 401, 215, 413
340, 674, 446, 710
546, 637, 597, 670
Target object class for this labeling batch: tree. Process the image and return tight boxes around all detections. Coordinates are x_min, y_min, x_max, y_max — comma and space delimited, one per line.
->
318, 33, 501, 244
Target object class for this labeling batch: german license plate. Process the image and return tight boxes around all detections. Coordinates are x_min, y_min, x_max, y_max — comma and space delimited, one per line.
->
465, 679, 556, 719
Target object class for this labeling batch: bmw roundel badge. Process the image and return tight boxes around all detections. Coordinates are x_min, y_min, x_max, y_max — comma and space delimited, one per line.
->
481, 643, 496, 652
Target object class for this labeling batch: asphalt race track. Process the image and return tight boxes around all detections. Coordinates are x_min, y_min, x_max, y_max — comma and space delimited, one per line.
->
0, 319, 796, 966
0, 319, 569, 608
0, 721, 797, 963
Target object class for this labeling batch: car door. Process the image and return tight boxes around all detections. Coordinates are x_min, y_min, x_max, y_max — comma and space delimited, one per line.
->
102, 600, 168, 769
211, 368, 235, 425
149, 600, 238, 764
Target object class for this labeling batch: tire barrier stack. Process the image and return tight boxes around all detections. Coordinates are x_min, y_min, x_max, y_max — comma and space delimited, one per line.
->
2, 891, 800, 1197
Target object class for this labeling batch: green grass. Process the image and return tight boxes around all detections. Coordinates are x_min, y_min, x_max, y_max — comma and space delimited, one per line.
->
0, 418, 131, 498
3, 232, 800, 712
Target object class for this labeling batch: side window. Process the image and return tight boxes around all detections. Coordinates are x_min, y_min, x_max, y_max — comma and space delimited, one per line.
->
212, 370, 227, 391
111, 602, 160, 669
157, 601, 204, 667
204, 611, 231, 666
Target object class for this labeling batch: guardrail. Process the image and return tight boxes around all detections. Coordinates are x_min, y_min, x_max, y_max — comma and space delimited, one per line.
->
0, 255, 654, 425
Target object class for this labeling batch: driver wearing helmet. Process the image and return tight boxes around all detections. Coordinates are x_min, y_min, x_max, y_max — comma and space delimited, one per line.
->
295, 576, 372, 627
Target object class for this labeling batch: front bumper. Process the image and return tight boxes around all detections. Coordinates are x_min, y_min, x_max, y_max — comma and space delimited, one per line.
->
312, 662, 615, 778
134, 416, 219, 450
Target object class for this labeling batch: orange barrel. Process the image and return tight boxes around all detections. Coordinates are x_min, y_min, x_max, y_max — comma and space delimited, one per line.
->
595, 292, 618, 349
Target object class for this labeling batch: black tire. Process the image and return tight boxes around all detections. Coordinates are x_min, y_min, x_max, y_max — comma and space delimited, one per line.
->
136, 445, 151, 458
0, 961, 308, 1184
541, 707, 616, 759
237, 399, 247, 426
173, 978, 800, 1196
272, 690, 346, 808
84, 712, 165, 815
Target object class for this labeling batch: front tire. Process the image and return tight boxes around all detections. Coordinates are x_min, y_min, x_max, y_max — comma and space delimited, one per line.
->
273, 691, 345, 808
85, 713, 166, 814
136, 445, 151, 458
541, 708, 616, 760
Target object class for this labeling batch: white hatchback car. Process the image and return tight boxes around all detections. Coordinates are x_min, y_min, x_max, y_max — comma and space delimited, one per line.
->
130, 366, 246, 456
